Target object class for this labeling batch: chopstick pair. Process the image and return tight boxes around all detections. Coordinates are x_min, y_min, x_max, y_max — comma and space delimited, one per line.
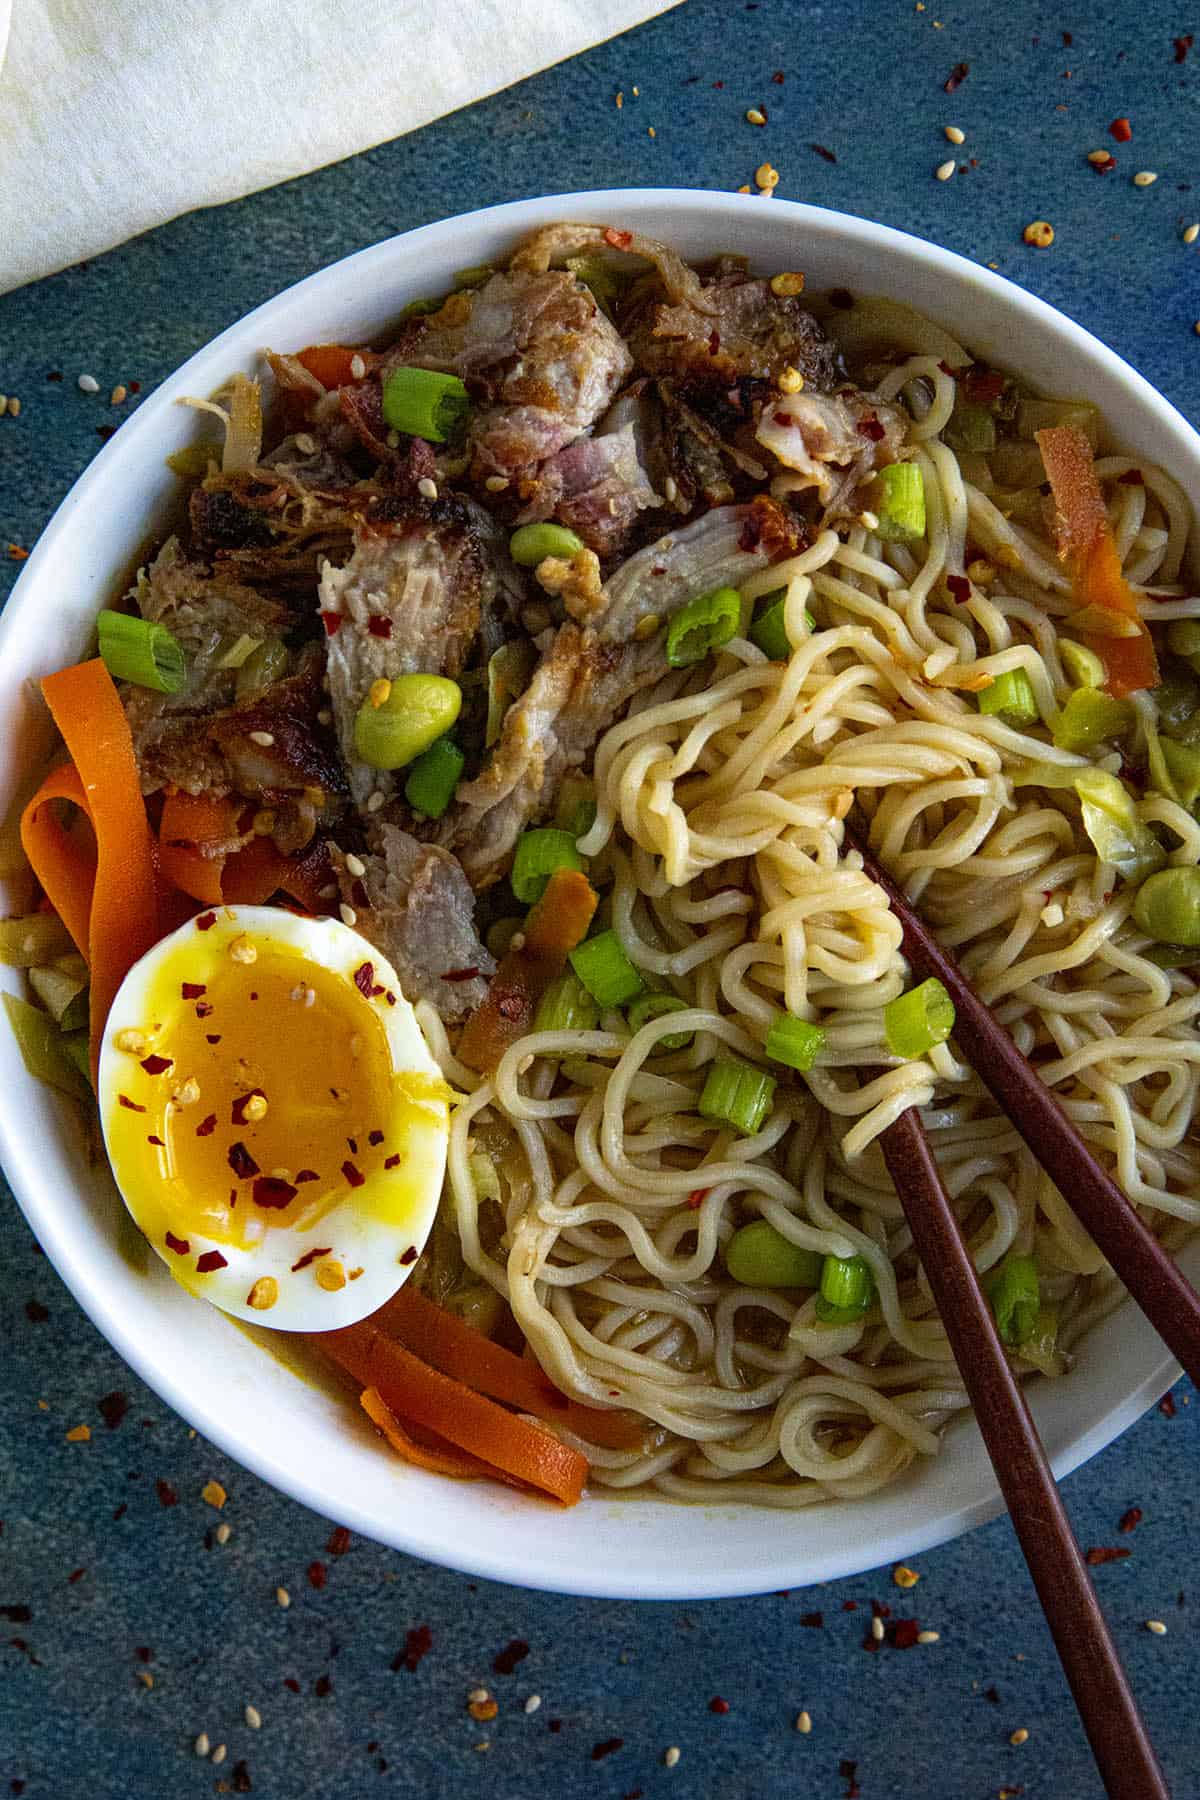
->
844, 825, 1197, 1800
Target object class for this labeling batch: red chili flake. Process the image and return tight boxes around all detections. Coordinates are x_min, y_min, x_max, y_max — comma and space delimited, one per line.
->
1089, 151, 1117, 173
861, 1631, 880, 1653
799, 1610, 824, 1628
367, 616, 393, 639
963, 367, 1007, 406
547, 1719, 562, 1733
604, 227, 633, 249
291, 1247, 332, 1271
399, 1246, 418, 1265
180, 982, 206, 999
196, 1114, 217, 1138
68, 1568, 86, 1584
944, 60, 970, 91
368, 1129, 385, 1146
24, 1299, 48, 1323
984, 1684, 1001, 1704
870, 1599, 891, 1618
314, 1674, 333, 1697
856, 414, 885, 442
384, 1154, 401, 1169
890, 1619, 921, 1648
1119, 468, 1145, 485
146, 1134, 164, 1147
118, 1095, 147, 1113
351, 878, 369, 909
155, 1480, 178, 1508
1085, 1546, 1131, 1565
97, 1391, 128, 1429
196, 1250, 228, 1273
283, 1677, 301, 1693
294, 1169, 320, 1183
946, 574, 972, 603
326, 1526, 352, 1556
592, 1740, 624, 1761
392, 1624, 433, 1671
164, 1232, 190, 1255
709, 1696, 730, 1714
253, 1176, 297, 1210
842, 1600, 858, 1611
441, 966, 481, 982
231, 1761, 252, 1794
231, 1089, 267, 1126
341, 1159, 364, 1189
95, 424, 117, 441
1109, 116, 1132, 141
129, 380, 142, 394
1119, 1506, 1144, 1533
320, 611, 342, 636
307, 1560, 327, 1589
347, 1134, 359, 1155
1176, 34, 1194, 62
353, 960, 376, 998
771, 69, 785, 82
773, 409, 794, 427
228, 1141, 260, 1179
385, 991, 396, 1006
1162, 1392, 1179, 1420
134, 1645, 153, 1663
686, 1188, 708, 1209
196, 911, 217, 931
6, 543, 30, 562
1062, 29, 1073, 44
195, 1000, 214, 1019
493, 1638, 530, 1674
841, 1760, 861, 1799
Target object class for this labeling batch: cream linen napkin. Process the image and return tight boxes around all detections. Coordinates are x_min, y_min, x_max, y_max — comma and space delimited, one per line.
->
0, 0, 678, 296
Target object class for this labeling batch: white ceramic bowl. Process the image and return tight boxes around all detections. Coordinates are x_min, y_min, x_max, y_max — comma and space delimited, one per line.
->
2, 191, 1196, 1600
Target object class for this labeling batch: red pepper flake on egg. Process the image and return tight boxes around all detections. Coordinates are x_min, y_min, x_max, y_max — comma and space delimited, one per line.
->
368, 1130, 385, 1146
196, 911, 217, 931
139, 1054, 173, 1074
384, 1154, 401, 1169
342, 1160, 365, 1188
165, 1232, 190, 1255
228, 1141, 260, 1179
399, 1246, 418, 1265
196, 1250, 228, 1273
118, 1094, 147, 1113
195, 1001, 214, 1018
294, 1169, 320, 1183
231, 1089, 267, 1126
353, 960, 385, 999
291, 1247, 332, 1271
252, 1176, 297, 1210
196, 1113, 217, 1137
181, 982, 206, 999
146, 1134, 164, 1147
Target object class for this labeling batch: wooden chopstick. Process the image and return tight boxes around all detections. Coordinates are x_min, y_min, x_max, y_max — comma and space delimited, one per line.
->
846, 825, 1200, 1389
878, 1104, 1171, 1800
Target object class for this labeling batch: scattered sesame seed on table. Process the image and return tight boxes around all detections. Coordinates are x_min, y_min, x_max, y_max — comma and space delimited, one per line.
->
1, 2, 1199, 1795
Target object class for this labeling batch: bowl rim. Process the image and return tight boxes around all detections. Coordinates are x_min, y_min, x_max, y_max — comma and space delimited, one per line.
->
0, 187, 1191, 1599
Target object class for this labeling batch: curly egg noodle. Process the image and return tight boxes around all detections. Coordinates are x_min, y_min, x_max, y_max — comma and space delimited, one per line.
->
417, 349, 1200, 1507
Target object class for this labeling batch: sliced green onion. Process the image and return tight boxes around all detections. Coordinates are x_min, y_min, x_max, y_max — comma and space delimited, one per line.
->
1075, 769, 1166, 882
1141, 942, 1200, 969
97, 608, 186, 695
61, 1030, 93, 1088
626, 990, 693, 1050
569, 929, 645, 1008
1052, 687, 1132, 753
453, 264, 493, 290
511, 827, 586, 905
944, 399, 996, 454
399, 295, 446, 320
1162, 738, 1200, 811
884, 978, 955, 1059
235, 637, 288, 701
380, 367, 469, 442
3, 992, 88, 1099
468, 1152, 503, 1205
764, 1013, 826, 1072
725, 1220, 823, 1290
1017, 1305, 1065, 1376
532, 970, 600, 1034
215, 633, 263, 671
1016, 395, 1101, 448
871, 460, 927, 543
564, 254, 629, 314
749, 590, 811, 661
698, 1056, 776, 1136
353, 673, 462, 771
1132, 867, 1200, 947
509, 522, 584, 567
1156, 664, 1200, 735
486, 641, 536, 747
977, 668, 1038, 727
986, 1254, 1040, 1347
0, 913, 75, 968
404, 735, 465, 819
815, 1252, 873, 1322
554, 775, 597, 840
27, 964, 88, 1031
666, 586, 742, 667
1059, 639, 1106, 689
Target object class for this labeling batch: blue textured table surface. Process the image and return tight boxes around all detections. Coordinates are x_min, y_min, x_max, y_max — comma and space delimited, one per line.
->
2, 3, 1199, 1795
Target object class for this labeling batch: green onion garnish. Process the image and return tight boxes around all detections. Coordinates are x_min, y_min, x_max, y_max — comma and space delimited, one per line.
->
532, 970, 600, 1034
985, 1254, 1040, 1347
511, 828, 586, 906
943, 398, 997, 455
554, 776, 597, 840
977, 668, 1039, 727
626, 991, 693, 1050
380, 367, 469, 442
398, 296, 446, 320
815, 1252, 873, 1322
748, 590, 810, 661
698, 1056, 776, 1136
453, 264, 493, 290
884, 978, 955, 1059
666, 587, 742, 667
509, 523, 585, 567
404, 735, 465, 819
871, 462, 927, 544
1161, 739, 1200, 811
764, 1013, 826, 1073
1132, 866, 1200, 948
725, 1220, 823, 1290
1059, 639, 1106, 689
2, 992, 89, 1099
569, 929, 645, 1008
1074, 769, 1166, 881
1051, 687, 1132, 754
353, 673, 462, 771
97, 608, 186, 695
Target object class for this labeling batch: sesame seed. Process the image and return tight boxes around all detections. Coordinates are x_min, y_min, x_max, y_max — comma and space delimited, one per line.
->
859, 509, 880, 532
344, 853, 366, 878
248, 1276, 278, 1311
746, 107, 767, 125
871, 1615, 885, 1642
366, 790, 386, 814
114, 1027, 147, 1055
1023, 220, 1055, 247
615, 89, 623, 107
317, 884, 339, 901
778, 365, 804, 393
1146, 1618, 1168, 1635
215, 1522, 232, 1545
893, 1564, 920, 1588
339, 903, 358, 927
417, 477, 438, 500
77, 374, 100, 393
757, 163, 781, 190
194, 1733, 211, 1758
111, 385, 127, 406
944, 124, 965, 144
1010, 1728, 1030, 1746
484, 474, 509, 492
229, 935, 257, 964
210, 1744, 226, 1765
796, 1710, 813, 1734
469, 1687, 490, 1705
7, 397, 20, 417
664, 1746, 681, 1768
275, 1586, 291, 1608
201, 1479, 227, 1509
248, 729, 275, 747
524, 1694, 542, 1714
917, 1629, 940, 1644
648, 126, 656, 138
368, 677, 392, 709
316, 1259, 347, 1292
633, 612, 662, 642
1133, 171, 1158, 187
242, 1093, 268, 1122
350, 354, 366, 381
295, 433, 318, 455
244, 1704, 262, 1730
1184, 224, 1200, 244
663, 474, 679, 503
935, 159, 957, 181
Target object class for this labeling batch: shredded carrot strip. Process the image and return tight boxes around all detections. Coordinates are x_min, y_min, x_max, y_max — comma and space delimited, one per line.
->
19, 763, 95, 958
23, 661, 161, 1073
221, 833, 332, 911
314, 1321, 588, 1505
374, 1284, 645, 1452
1037, 424, 1160, 696
157, 791, 242, 906
360, 1387, 488, 1480
459, 868, 598, 1072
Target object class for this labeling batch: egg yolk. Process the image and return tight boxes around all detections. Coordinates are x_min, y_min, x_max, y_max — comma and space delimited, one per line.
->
113, 942, 395, 1251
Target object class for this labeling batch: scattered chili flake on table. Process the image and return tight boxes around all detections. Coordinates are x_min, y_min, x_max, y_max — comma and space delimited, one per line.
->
592, 1739, 624, 1760
98, 1390, 129, 1429
944, 60, 969, 91
493, 1638, 530, 1674
392, 1624, 433, 1671
326, 1526, 351, 1556
809, 143, 837, 163
1174, 34, 1193, 61
155, 1479, 178, 1507
1109, 116, 1132, 141
800, 1610, 824, 1627
24, 1299, 48, 1323
1085, 1546, 1131, 1565
1119, 1506, 1144, 1533
314, 1673, 333, 1696
307, 1561, 327, 1589
708, 1696, 730, 1714
1159, 1391, 1177, 1418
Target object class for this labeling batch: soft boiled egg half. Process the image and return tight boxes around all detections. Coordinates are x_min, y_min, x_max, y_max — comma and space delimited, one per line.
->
97, 904, 452, 1330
